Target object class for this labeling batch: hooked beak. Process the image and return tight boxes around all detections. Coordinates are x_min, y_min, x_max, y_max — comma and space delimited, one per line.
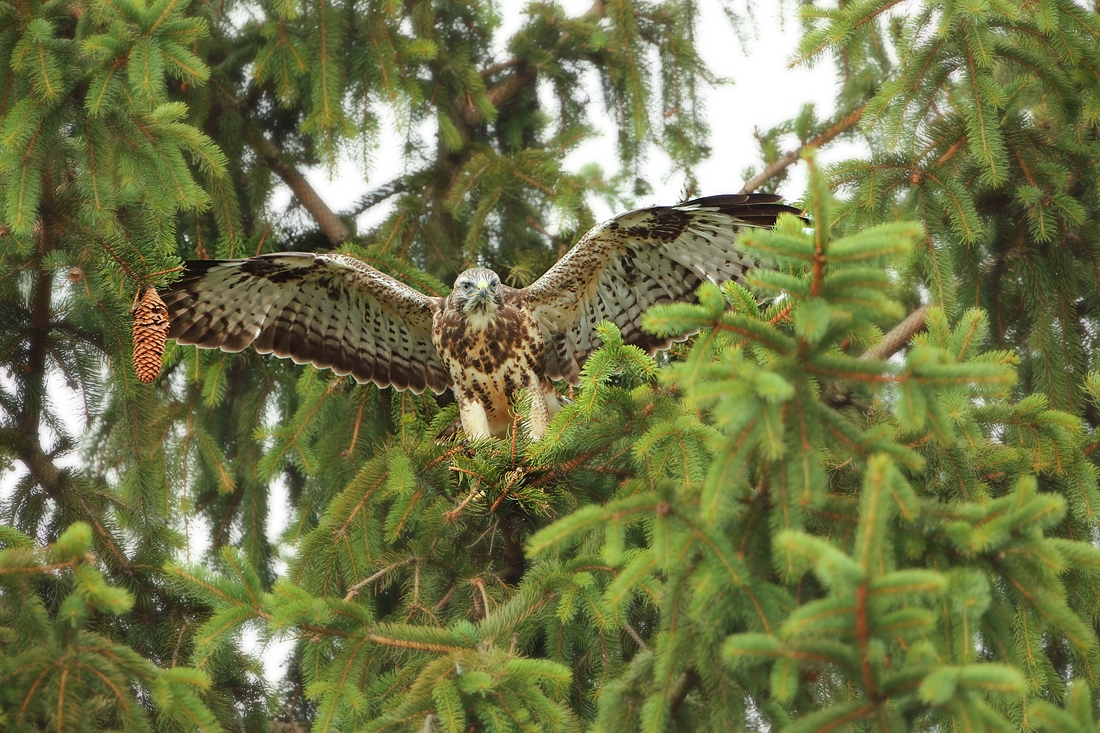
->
464, 279, 494, 313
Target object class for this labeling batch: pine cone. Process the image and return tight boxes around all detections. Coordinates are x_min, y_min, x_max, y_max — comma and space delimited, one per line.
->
131, 287, 169, 384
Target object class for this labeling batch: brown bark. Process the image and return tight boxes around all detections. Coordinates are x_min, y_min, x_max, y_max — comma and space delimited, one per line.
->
1, 428, 66, 499
860, 304, 930, 361
17, 170, 62, 498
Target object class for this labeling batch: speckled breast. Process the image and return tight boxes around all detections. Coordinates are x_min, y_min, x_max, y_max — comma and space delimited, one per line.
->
432, 304, 547, 415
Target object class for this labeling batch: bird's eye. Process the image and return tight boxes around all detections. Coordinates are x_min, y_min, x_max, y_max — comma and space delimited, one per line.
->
462, 282, 473, 291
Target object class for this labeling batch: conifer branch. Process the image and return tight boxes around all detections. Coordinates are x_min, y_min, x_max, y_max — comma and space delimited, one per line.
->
250, 131, 352, 245
740, 104, 867, 194
935, 136, 968, 167
365, 633, 463, 654
0, 428, 66, 498
457, 64, 538, 128
479, 60, 522, 78
0, 558, 80, 577
98, 239, 142, 283
213, 82, 352, 245
344, 558, 415, 601
14, 178, 64, 499
490, 469, 527, 512
460, 0, 606, 127
25, 220, 55, 441
528, 450, 599, 487
485, 65, 538, 110
669, 669, 702, 717
342, 177, 411, 218
855, 583, 876, 696
860, 305, 930, 361
9, 4, 1099, 730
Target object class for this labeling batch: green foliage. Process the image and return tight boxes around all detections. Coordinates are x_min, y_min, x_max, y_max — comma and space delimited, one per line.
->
155, 159, 1100, 731
0, 523, 220, 732
797, 0, 1100, 413
6, 1, 1100, 731
523, 159, 1100, 731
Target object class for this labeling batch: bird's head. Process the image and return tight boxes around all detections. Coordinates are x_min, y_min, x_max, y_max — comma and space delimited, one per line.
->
453, 268, 503, 316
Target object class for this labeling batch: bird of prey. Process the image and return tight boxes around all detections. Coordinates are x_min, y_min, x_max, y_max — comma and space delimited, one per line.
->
162, 194, 800, 440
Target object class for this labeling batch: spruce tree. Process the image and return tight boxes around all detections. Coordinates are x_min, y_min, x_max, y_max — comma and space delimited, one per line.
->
5, 2, 1100, 732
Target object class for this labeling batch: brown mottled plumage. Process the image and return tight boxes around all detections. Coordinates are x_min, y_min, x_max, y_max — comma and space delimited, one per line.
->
433, 268, 558, 439
161, 194, 801, 439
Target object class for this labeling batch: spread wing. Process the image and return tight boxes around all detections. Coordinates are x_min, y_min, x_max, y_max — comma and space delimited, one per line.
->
161, 252, 450, 394
522, 194, 801, 384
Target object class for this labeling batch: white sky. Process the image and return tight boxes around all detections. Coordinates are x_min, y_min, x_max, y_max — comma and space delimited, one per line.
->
5, 0, 860, 682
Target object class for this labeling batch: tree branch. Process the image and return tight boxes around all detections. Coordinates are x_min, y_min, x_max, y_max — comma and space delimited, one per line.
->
486, 65, 538, 110
342, 176, 412, 219
740, 104, 867, 194
0, 428, 66, 498
479, 59, 521, 78
9, 170, 63, 498
457, 64, 539, 128
212, 81, 352, 246
669, 668, 702, 717
249, 131, 352, 245
344, 557, 415, 601
860, 305, 929, 361
462, 1, 605, 126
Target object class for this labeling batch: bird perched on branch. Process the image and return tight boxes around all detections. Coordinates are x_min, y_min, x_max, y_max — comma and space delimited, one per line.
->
162, 194, 800, 440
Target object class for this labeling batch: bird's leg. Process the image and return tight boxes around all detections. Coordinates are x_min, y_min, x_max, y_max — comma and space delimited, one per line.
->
542, 378, 565, 417
457, 393, 492, 441
524, 378, 550, 441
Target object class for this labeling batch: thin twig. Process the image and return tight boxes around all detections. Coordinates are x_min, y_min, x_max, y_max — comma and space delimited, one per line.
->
769, 304, 793, 326
443, 479, 484, 522
344, 558, 415, 601
141, 266, 184, 282
622, 622, 648, 650
490, 468, 527, 512
433, 583, 457, 612
99, 239, 141, 282
471, 577, 492, 619
935, 136, 968, 167
740, 104, 867, 194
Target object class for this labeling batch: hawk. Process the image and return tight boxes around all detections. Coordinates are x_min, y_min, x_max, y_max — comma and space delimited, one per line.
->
162, 194, 799, 440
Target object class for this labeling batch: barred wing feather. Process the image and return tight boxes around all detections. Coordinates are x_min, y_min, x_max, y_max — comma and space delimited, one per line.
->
521, 194, 801, 384
161, 252, 450, 394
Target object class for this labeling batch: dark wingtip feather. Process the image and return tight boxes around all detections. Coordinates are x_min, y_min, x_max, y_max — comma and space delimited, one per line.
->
681, 193, 784, 207
678, 193, 806, 226
163, 259, 235, 290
